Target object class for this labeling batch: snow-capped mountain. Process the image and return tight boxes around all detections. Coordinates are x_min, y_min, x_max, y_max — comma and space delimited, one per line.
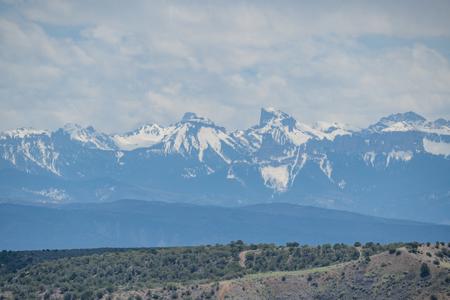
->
367, 111, 450, 135
240, 107, 321, 151
153, 112, 245, 164
0, 127, 60, 175
1, 108, 449, 224
61, 123, 117, 150
312, 121, 354, 140
112, 123, 174, 151
228, 108, 354, 192
0, 128, 50, 140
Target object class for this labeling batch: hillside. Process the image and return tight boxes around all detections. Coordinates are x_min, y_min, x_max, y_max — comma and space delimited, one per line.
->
173, 243, 450, 300
0, 242, 449, 299
1, 200, 450, 250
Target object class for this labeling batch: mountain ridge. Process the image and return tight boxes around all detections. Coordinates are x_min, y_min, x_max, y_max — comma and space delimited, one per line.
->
1, 199, 450, 250
1, 108, 449, 224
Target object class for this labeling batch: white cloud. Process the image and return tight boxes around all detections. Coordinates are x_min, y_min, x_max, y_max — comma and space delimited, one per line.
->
82, 25, 123, 45
0, 0, 450, 133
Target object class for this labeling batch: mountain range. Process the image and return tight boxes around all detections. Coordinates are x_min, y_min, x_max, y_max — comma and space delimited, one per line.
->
2, 200, 449, 250
1, 108, 449, 224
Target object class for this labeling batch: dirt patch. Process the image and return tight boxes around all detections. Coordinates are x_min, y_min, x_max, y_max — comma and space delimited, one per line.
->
238, 250, 260, 268
217, 281, 232, 300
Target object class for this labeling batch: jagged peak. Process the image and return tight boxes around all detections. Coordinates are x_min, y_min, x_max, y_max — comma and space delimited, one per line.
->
180, 112, 215, 126
259, 107, 296, 128
0, 127, 49, 139
113, 123, 166, 137
112, 123, 173, 151
367, 111, 427, 133
314, 121, 345, 131
61, 123, 116, 150
181, 112, 198, 121
63, 123, 96, 133
133, 123, 164, 133
379, 111, 426, 124
139, 123, 161, 128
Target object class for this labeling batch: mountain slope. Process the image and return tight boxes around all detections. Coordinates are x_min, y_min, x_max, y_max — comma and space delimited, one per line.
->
1, 200, 449, 250
1, 240, 449, 299
112, 123, 177, 150
0, 108, 449, 223
210, 244, 450, 300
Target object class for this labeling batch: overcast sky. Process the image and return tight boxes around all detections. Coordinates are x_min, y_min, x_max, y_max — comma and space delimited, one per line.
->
1, 0, 450, 133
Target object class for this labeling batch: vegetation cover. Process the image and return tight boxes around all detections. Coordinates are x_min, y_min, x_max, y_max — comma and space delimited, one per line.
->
1, 241, 447, 299
0, 241, 361, 299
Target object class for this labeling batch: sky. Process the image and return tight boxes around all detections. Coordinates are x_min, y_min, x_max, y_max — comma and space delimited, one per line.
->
1, 0, 450, 133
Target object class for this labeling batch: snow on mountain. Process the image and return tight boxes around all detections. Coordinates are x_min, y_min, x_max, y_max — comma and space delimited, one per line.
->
112, 124, 174, 151
423, 138, 450, 156
312, 121, 354, 140
242, 108, 340, 190
422, 119, 450, 135
386, 150, 413, 167
153, 112, 243, 165
24, 188, 70, 203
62, 123, 117, 150
363, 151, 376, 167
230, 130, 255, 150
383, 111, 427, 124
240, 108, 354, 155
0, 130, 61, 175
240, 108, 353, 190
317, 154, 333, 180
238, 108, 317, 154
1, 108, 449, 195
259, 107, 319, 145
368, 112, 426, 133
260, 164, 290, 192
0, 128, 49, 139
367, 112, 450, 135
381, 122, 417, 132
1, 108, 449, 224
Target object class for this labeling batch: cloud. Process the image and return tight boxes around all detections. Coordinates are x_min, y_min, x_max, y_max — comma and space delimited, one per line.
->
82, 25, 123, 45
0, 0, 450, 133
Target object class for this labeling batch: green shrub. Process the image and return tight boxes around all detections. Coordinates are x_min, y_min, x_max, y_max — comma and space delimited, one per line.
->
63, 293, 76, 300
0, 242, 399, 298
420, 263, 430, 278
